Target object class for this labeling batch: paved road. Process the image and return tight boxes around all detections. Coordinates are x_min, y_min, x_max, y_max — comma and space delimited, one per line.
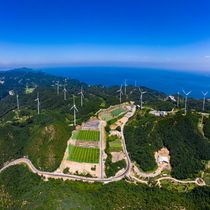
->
99, 121, 104, 179
0, 157, 130, 183
157, 176, 205, 186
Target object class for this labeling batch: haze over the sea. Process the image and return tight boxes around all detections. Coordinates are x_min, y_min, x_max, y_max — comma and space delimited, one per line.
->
42, 67, 210, 99
1, 1, 210, 99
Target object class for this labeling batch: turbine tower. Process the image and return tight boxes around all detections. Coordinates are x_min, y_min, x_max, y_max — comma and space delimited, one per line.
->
117, 84, 123, 103
63, 84, 67, 100
124, 79, 127, 96
78, 86, 84, 106
138, 87, 147, 109
35, 92, 40, 114
56, 81, 59, 96
202, 91, 208, 112
177, 91, 180, 107
16, 92, 20, 110
182, 89, 191, 115
70, 96, 78, 125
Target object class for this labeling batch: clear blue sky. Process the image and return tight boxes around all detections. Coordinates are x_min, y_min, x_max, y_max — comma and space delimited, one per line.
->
1, 0, 210, 72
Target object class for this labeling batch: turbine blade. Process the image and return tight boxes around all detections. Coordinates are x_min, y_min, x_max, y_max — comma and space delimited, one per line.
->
138, 87, 142, 93
182, 89, 186, 95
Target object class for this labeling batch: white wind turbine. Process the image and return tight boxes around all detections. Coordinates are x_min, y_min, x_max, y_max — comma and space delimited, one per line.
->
117, 84, 123, 103
202, 91, 208, 112
138, 87, 147, 109
63, 84, 67, 100
56, 81, 60, 96
177, 91, 180, 107
78, 86, 84, 106
124, 79, 127, 96
35, 92, 40, 114
16, 92, 20, 110
182, 89, 191, 115
70, 95, 78, 125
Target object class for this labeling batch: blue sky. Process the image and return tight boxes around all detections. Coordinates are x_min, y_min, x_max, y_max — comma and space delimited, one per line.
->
1, 0, 210, 71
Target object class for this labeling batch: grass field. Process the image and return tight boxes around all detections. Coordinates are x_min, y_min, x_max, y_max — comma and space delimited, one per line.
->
68, 144, 100, 163
25, 88, 34, 93
111, 108, 124, 116
72, 130, 100, 141
109, 139, 123, 152
101, 114, 113, 121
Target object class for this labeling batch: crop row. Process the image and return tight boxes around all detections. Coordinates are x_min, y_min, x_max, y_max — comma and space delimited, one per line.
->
76, 130, 100, 141
68, 145, 99, 163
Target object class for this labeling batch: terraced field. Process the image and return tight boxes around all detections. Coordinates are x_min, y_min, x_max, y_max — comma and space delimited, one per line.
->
72, 130, 100, 141
68, 145, 100, 163
109, 139, 123, 152
111, 108, 124, 116
101, 113, 113, 121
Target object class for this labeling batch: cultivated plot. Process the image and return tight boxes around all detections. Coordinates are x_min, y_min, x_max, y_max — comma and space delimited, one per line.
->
111, 108, 124, 116
72, 130, 100, 141
109, 139, 123, 152
75, 140, 99, 148
68, 144, 100, 163
101, 113, 113, 121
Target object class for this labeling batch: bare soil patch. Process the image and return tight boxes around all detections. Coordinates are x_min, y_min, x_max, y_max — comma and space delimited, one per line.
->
75, 140, 99, 148
60, 160, 100, 177
155, 148, 171, 170
111, 152, 125, 163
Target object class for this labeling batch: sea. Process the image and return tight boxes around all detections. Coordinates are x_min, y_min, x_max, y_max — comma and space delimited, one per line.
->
42, 67, 210, 100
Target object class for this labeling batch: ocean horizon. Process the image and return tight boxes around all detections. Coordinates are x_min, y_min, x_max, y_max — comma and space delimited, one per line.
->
41, 67, 210, 100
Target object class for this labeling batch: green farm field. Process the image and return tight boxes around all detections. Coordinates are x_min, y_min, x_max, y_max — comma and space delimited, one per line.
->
101, 113, 113, 121
111, 108, 124, 116
109, 139, 123, 152
72, 130, 100, 141
68, 145, 100, 163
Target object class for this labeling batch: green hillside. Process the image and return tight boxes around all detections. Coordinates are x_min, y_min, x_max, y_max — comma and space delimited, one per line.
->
124, 109, 210, 179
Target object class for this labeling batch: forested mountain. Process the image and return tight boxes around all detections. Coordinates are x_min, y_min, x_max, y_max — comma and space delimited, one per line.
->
0, 68, 210, 209
124, 109, 210, 179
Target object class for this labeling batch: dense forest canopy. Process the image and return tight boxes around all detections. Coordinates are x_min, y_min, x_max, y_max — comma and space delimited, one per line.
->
124, 110, 210, 179
1, 164, 210, 209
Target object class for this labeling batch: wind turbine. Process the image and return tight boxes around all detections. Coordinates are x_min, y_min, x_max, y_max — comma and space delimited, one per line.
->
63, 84, 67, 100
70, 95, 78, 125
56, 81, 59, 96
138, 87, 147, 109
117, 84, 123, 103
124, 79, 127, 96
78, 86, 84, 106
35, 92, 40, 114
182, 89, 191, 115
177, 91, 180, 107
16, 92, 20, 110
202, 91, 208, 112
